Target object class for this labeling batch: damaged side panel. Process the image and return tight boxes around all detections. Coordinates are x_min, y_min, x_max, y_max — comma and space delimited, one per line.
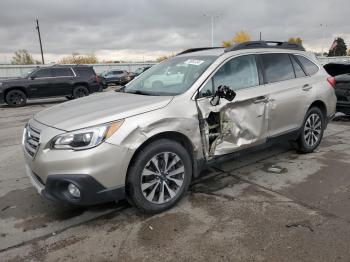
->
196, 97, 269, 159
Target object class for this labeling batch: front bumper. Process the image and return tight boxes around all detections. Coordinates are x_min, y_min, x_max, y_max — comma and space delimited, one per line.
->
0, 90, 5, 104
336, 102, 350, 115
25, 165, 125, 205
23, 119, 133, 205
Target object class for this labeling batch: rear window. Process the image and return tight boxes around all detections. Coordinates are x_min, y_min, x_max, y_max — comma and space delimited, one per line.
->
291, 55, 306, 78
73, 67, 95, 77
53, 68, 74, 77
260, 53, 295, 83
295, 55, 319, 75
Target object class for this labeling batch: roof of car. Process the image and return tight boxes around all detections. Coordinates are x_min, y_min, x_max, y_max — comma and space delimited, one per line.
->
177, 41, 306, 58
178, 48, 225, 57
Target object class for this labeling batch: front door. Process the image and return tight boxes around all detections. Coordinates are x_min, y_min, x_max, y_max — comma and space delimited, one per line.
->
196, 54, 270, 159
27, 68, 53, 98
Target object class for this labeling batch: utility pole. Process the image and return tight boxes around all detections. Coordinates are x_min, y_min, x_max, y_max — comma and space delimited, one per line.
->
259, 32, 262, 41
36, 19, 45, 64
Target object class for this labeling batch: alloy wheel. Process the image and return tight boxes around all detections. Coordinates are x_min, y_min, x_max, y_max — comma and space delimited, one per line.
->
75, 88, 88, 98
140, 152, 185, 204
304, 113, 322, 147
8, 91, 25, 105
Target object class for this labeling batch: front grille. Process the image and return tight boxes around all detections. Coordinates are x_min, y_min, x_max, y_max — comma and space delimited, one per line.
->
24, 125, 41, 158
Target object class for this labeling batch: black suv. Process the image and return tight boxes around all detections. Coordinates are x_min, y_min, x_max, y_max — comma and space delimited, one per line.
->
324, 62, 350, 115
0, 65, 101, 107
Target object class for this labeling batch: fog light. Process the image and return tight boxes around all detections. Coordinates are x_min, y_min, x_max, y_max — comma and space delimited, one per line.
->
68, 183, 80, 198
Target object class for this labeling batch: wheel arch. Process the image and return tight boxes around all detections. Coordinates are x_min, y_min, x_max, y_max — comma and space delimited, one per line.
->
4, 86, 28, 100
126, 131, 199, 185
308, 100, 327, 119
73, 82, 90, 93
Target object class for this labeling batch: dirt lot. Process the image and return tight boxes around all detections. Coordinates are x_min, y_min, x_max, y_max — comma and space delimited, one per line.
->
1, 94, 350, 262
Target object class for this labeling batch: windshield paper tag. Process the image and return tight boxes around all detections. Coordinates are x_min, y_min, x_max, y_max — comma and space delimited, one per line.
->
184, 59, 205, 66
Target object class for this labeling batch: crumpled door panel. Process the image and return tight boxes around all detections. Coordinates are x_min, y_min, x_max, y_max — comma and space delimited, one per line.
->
196, 98, 268, 159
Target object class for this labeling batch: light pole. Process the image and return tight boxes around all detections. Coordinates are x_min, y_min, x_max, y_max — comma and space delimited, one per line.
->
203, 14, 222, 47
320, 23, 331, 57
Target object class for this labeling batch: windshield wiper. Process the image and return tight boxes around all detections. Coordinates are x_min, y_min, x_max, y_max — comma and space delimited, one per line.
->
125, 90, 155, 96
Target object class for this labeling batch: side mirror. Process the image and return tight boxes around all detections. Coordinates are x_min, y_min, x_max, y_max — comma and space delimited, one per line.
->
30, 75, 36, 80
210, 85, 236, 106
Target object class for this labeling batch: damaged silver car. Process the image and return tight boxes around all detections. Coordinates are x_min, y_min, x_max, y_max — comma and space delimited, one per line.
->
23, 41, 337, 213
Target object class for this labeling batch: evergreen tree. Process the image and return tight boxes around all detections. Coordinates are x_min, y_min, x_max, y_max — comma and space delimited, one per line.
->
328, 37, 347, 56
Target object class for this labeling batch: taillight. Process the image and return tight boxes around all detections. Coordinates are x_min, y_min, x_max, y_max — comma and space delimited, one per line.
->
96, 75, 100, 83
327, 77, 336, 88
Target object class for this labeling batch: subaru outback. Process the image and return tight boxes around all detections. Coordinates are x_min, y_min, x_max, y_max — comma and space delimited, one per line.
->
23, 41, 337, 213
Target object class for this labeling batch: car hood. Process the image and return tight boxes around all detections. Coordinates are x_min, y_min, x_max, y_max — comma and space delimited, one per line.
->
1, 77, 25, 84
34, 91, 173, 131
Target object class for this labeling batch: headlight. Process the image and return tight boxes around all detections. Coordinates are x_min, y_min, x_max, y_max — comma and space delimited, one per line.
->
51, 120, 124, 150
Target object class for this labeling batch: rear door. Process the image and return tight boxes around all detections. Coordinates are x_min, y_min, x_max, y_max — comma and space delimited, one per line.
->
196, 54, 270, 159
28, 68, 53, 97
259, 53, 312, 138
50, 67, 75, 96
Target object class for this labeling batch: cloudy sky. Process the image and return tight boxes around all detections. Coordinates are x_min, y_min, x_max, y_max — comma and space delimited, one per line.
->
0, 0, 349, 63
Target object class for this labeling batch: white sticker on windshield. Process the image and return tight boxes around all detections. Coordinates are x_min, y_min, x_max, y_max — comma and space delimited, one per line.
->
184, 59, 205, 66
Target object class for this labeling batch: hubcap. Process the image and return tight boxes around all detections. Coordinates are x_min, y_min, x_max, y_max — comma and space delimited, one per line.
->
140, 152, 185, 204
9, 92, 24, 105
76, 88, 87, 97
304, 113, 322, 147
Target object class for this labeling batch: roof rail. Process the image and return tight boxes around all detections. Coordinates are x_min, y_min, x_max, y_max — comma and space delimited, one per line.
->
177, 47, 223, 56
225, 41, 305, 52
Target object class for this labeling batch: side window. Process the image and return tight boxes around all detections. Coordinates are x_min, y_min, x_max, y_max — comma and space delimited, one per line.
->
290, 55, 306, 78
261, 53, 295, 83
33, 69, 52, 78
73, 67, 95, 77
198, 55, 259, 98
198, 79, 214, 98
53, 68, 74, 77
295, 55, 319, 75
214, 55, 259, 91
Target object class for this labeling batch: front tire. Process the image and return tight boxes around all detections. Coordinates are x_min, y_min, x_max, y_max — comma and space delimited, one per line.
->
296, 107, 325, 153
5, 89, 27, 107
126, 139, 192, 213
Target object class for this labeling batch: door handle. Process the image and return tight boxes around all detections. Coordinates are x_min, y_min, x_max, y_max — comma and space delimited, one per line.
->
302, 84, 313, 91
253, 96, 268, 104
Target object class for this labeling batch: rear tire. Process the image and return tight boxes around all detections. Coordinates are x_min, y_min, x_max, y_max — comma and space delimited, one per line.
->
5, 89, 27, 107
295, 107, 325, 153
126, 139, 192, 213
72, 86, 89, 99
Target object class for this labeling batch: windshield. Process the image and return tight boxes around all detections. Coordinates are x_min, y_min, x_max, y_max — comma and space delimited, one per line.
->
125, 56, 216, 96
23, 68, 37, 78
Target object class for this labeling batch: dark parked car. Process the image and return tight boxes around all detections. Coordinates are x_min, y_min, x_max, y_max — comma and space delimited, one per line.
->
99, 70, 132, 88
324, 62, 350, 115
133, 66, 152, 76
0, 65, 101, 107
